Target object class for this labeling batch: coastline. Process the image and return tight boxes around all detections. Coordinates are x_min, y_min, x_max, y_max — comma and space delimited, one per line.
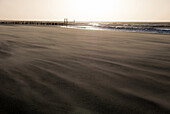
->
1, 21, 170, 35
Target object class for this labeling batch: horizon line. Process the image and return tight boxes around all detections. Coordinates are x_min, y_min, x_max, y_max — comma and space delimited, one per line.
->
0, 19, 170, 23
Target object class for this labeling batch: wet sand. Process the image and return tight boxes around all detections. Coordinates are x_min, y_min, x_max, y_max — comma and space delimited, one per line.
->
0, 25, 170, 114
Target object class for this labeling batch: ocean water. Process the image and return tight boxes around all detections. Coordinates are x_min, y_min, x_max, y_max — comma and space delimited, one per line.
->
66, 22, 170, 34
0, 25, 170, 114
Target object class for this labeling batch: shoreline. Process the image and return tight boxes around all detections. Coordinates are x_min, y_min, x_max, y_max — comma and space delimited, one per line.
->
1, 24, 170, 36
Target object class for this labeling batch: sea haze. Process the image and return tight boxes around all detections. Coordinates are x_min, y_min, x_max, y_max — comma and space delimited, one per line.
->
0, 25, 170, 113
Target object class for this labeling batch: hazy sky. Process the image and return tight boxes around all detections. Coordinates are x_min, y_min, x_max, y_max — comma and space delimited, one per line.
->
0, 0, 170, 21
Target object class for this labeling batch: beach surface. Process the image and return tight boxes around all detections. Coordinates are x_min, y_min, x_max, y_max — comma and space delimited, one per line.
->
0, 25, 170, 114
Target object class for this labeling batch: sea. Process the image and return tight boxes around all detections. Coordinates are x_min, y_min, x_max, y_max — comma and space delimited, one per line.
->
65, 22, 170, 34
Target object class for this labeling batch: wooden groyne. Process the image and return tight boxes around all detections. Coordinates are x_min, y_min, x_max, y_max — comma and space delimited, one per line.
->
0, 20, 74, 26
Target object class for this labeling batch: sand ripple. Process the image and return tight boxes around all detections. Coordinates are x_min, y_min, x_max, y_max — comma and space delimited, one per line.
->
0, 25, 170, 114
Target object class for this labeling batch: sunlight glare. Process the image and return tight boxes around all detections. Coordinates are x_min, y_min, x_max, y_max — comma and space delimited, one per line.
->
69, 0, 120, 20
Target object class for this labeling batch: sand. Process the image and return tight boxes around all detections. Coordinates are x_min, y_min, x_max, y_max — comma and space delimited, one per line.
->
0, 25, 170, 114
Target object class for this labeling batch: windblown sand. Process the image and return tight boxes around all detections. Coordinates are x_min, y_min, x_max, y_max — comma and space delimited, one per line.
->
0, 25, 170, 114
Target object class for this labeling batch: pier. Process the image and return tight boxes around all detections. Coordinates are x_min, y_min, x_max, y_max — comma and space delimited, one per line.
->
0, 19, 74, 26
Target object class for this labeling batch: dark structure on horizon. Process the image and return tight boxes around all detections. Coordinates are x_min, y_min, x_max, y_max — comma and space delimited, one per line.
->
64, 18, 68, 25
0, 19, 74, 26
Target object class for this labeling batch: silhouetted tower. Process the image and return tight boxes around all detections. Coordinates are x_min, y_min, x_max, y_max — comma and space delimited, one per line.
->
64, 18, 68, 25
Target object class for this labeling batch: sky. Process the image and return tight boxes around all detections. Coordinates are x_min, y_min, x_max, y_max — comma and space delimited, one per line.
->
0, 0, 170, 21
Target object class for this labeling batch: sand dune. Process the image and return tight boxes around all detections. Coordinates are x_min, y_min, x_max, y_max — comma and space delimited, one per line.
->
0, 25, 170, 114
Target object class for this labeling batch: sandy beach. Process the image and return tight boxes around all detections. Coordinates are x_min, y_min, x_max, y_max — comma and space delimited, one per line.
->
0, 25, 170, 114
